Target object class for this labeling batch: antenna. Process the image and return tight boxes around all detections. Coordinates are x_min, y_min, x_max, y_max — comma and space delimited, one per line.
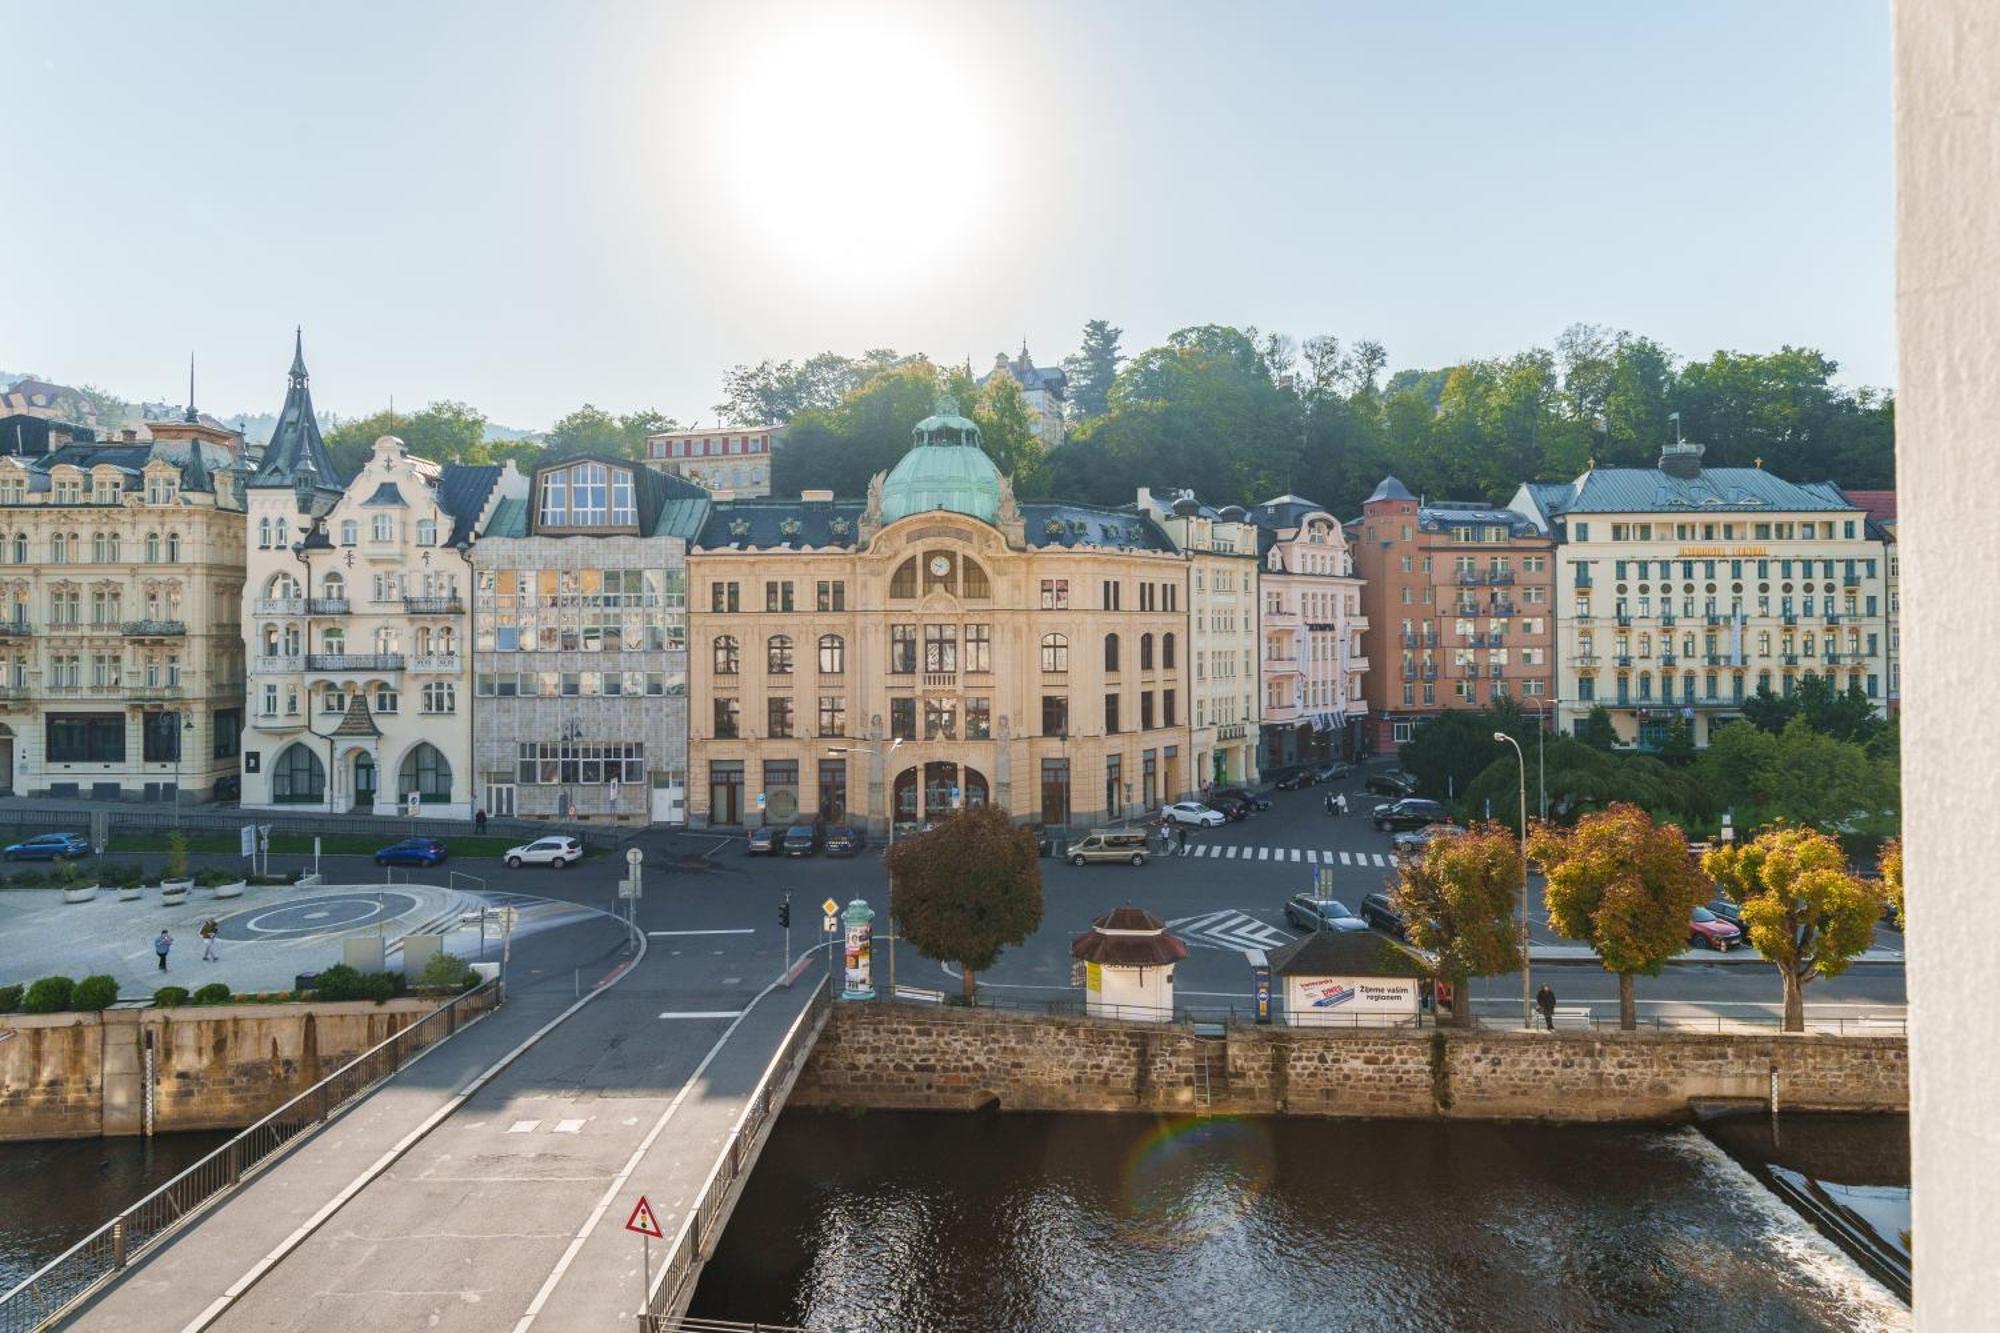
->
187, 352, 197, 423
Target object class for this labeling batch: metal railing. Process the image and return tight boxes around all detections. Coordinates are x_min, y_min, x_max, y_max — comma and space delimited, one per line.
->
402, 596, 464, 615
0, 980, 501, 1333
640, 978, 832, 1331
119, 620, 186, 637
305, 653, 404, 672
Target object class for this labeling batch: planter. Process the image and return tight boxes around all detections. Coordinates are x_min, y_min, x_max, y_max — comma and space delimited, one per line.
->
161, 878, 195, 895
213, 880, 246, 899
117, 885, 144, 902
159, 886, 190, 907
62, 885, 100, 904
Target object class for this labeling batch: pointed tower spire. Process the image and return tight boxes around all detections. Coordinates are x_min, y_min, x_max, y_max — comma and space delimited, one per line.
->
290, 326, 307, 381
185, 352, 198, 423
251, 329, 345, 493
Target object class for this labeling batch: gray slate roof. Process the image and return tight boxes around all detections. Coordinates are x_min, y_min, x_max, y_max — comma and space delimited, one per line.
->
1523, 467, 1857, 517
1365, 475, 1416, 504
249, 332, 345, 493
695, 499, 867, 550
1267, 927, 1431, 979
436, 465, 502, 547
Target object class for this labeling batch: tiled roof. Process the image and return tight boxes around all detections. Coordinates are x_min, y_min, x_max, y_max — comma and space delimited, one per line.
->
1845, 489, 1896, 523
1530, 466, 1857, 516
1267, 926, 1430, 979
694, 499, 867, 550
1021, 502, 1175, 551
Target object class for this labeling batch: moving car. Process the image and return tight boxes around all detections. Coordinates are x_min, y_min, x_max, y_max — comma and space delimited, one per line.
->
1359, 891, 1407, 937
1210, 786, 1272, 813
1365, 770, 1420, 798
1688, 905, 1743, 952
1272, 768, 1315, 791
1392, 823, 1464, 857
745, 826, 780, 855
1211, 797, 1253, 822
4, 832, 93, 862
1067, 829, 1151, 866
825, 826, 867, 857
374, 837, 449, 868
504, 835, 582, 869
1371, 798, 1453, 832
1162, 801, 1227, 829
1312, 761, 1354, 783
782, 821, 824, 857
1283, 893, 1369, 933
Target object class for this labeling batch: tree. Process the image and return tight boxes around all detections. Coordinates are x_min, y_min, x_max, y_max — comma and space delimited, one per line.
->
1878, 837, 1904, 931
1390, 824, 1524, 1027
323, 400, 492, 477
1703, 825, 1882, 1031
1061, 319, 1123, 420
772, 360, 944, 497
1397, 702, 1532, 807
886, 805, 1044, 1000
1530, 805, 1712, 1029
1740, 683, 1797, 735
542, 404, 674, 460
1573, 705, 1620, 751
1698, 716, 1897, 833
714, 352, 869, 425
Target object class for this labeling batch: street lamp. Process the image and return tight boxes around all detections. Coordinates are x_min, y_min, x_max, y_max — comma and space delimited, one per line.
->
1527, 696, 1559, 821
826, 736, 902, 845
176, 714, 195, 828
1494, 731, 1531, 1030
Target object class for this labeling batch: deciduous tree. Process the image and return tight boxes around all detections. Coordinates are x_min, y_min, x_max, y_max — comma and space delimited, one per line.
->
1703, 824, 1882, 1032
1390, 824, 1523, 1027
1530, 805, 1712, 1029
886, 805, 1044, 1000
1879, 837, 1904, 931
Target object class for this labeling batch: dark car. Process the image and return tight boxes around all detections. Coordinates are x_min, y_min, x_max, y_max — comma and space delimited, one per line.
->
1283, 893, 1369, 932
4, 832, 93, 862
746, 826, 779, 855
1705, 897, 1751, 938
1272, 768, 1315, 791
1371, 798, 1452, 832
213, 774, 241, 802
1312, 761, 1354, 783
374, 837, 448, 867
1210, 796, 1253, 822
825, 825, 867, 857
1210, 787, 1272, 813
1392, 823, 1464, 857
1365, 770, 1420, 798
782, 821, 825, 857
1359, 891, 1407, 937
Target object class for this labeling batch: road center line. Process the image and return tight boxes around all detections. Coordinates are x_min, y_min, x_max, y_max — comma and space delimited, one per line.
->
657, 1010, 746, 1019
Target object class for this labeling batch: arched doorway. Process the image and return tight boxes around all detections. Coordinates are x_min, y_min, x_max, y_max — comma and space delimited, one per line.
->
272, 743, 325, 805
893, 762, 992, 833
398, 743, 452, 806
353, 752, 377, 812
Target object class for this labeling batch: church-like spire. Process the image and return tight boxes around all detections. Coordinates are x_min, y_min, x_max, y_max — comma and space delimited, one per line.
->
181, 440, 214, 493
185, 352, 198, 424
289, 326, 308, 381
250, 329, 345, 492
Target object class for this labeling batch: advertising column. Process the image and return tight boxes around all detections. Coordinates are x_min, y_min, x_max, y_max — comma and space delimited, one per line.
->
841, 898, 876, 1000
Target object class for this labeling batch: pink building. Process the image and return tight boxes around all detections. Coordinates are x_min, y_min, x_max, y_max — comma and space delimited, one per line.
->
644, 426, 783, 497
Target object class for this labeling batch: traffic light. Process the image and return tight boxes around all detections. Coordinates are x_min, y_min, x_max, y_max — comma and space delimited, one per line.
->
778, 894, 791, 929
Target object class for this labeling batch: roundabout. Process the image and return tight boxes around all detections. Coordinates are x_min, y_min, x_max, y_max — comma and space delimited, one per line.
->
213, 891, 424, 942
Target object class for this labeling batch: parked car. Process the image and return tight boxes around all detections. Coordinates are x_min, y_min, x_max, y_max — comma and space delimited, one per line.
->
3, 832, 93, 862
213, 774, 241, 802
1312, 761, 1354, 783
1372, 798, 1453, 832
375, 837, 449, 868
782, 821, 825, 857
1705, 897, 1751, 938
1393, 823, 1464, 857
1212, 797, 1253, 822
1365, 770, 1420, 798
1359, 891, 1407, 937
1210, 786, 1272, 813
503, 835, 582, 869
825, 825, 867, 857
1163, 801, 1227, 828
745, 826, 780, 855
1688, 905, 1743, 952
1067, 829, 1151, 866
1283, 893, 1369, 933
1272, 768, 1315, 791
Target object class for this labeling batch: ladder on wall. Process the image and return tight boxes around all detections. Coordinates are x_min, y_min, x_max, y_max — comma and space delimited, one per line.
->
1192, 1052, 1214, 1112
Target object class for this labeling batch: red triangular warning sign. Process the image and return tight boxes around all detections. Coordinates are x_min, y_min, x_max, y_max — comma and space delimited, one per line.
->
625, 1195, 663, 1238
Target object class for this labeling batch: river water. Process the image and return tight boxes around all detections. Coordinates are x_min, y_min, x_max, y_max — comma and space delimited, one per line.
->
692, 1111, 1910, 1333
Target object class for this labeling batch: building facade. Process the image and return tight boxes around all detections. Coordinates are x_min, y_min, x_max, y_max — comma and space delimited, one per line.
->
1348, 477, 1556, 751
644, 426, 781, 497
686, 400, 1192, 833
240, 338, 502, 816
0, 419, 245, 800
977, 346, 1066, 450
1848, 489, 1899, 713
470, 455, 705, 824
1251, 495, 1370, 766
1510, 442, 1892, 749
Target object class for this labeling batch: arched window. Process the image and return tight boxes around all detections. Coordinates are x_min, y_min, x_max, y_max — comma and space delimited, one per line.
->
274, 518, 289, 547
818, 634, 845, 674
322, 572, 345, 601
1104, 633, 1120, 672
146, 532, 162, 563
1162, 633, 1176, 669
10, 533, 24, 563
962, 561, 991, 598
261, 625, 279, 656
1140, 633, 1155, 670
1041, 633, 1069, 673
321, 627, 346, 655
889, 559, 918, 599
166, 532, 181, 562
282, 624, 301, 655
92, 531, 111, 562
257, 517, 272, 549
271, 744, 325, 803
768, 635, 794, 675
713, 635, 740, 675
267, 572, 299, 601
398, 742, 452, 803
50, 532, 70, 563
340, 520, 357, 546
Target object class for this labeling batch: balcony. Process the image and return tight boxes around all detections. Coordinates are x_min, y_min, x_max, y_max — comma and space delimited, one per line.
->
306, 653, 404, 673
1459, 664, 1477, 678
127, 683, 184, 702
254, 598, 305, 616
1706, 654, 1731, 667
1423, 666, 1438, 681
1571, 654, 1600, 669
1614, 612, 1633, 627
1781, 653, 1800, 666
1489, 665, 1505, 678
1456, 571, 1487, 587
1824, 652, 1844, 666
1348, 655, 1369, 673
408, 654, 463, 674
1575, 575, 1594, 589
1706, 613, 1726, 626
1782, 613, 1799, 626
1659, 612, 1677, 626
306, 598, 351, 616
922, 672, 957, 690
121, 619, 187, 637
403, 596, 465, 616
1826, 612, 1844, 625
1614, 655, 1634, 668
44, 683, 125, 699
1216, 723, 1248, 741
0, 621, 30, 637
1660, 653, 1678, 668
1490, 604, 1517, 618
250, 655, 303, 675
1402, 666, 1417, 681
1489, 570, 1515, 586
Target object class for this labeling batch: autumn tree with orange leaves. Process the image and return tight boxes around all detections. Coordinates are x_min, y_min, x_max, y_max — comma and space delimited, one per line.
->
1391, 823, 1523, 1028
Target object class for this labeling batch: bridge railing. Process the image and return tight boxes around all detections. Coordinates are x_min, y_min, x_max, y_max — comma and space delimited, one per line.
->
640, 975, 833, 1332
0, 978, 501, 1333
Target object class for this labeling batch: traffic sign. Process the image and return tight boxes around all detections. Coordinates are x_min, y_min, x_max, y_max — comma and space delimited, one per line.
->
823, 914, 837, 933
821, 897, 839, 917
625, 1195, 663, 1238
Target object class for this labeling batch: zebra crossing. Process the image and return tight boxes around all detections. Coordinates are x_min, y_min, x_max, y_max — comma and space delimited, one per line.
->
1165, 908, 1296, 954
1173, 844, 1397, 868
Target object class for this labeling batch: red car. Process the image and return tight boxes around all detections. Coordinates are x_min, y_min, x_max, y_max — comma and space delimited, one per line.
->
1688, 906, 1742, 952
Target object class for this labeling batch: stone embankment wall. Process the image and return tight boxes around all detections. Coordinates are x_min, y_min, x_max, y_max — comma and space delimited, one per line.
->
0, 992, 497, 1140
789, 1003, 1907, 1122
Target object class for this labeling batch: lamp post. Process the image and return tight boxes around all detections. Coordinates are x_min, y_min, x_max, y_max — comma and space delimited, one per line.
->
826, 736, 902, 846
175, 714, 195, 828
1527, 696, 1558, 822
1494, 731, 1531, 1030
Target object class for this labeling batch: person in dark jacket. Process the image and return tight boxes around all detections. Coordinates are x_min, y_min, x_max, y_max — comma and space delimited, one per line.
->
1536, 983, 1557, 1031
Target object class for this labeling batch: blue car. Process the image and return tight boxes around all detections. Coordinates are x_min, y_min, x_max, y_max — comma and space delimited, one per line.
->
4, 832, 93, 862
374, 837, 449, 867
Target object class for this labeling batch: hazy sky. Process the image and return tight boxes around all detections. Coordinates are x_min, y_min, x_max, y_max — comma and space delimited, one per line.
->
1, 1, 1891, 430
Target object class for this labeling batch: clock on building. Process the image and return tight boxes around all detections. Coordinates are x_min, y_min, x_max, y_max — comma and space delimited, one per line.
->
929, 555, 952, 577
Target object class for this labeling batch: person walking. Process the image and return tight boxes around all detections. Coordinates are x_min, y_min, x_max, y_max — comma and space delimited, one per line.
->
1335, 792, 1348, 816
200, 918, 220, 963
154, 929, 173, 972
1536, 983, 1557, 1031
1176, 825, 1188, 853
1324, 791, 1335, 814
474, 807, 488, 835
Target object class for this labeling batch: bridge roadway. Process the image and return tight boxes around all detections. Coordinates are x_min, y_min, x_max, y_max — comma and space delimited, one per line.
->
68, 897, 826, 1332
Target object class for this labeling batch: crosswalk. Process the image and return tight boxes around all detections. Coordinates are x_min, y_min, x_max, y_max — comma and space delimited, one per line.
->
1166, 909, 1295, 954
1172, 844, 1398, 868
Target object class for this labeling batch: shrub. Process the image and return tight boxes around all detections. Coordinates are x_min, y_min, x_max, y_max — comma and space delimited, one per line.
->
166, 830, 189, 880
361, 971, 399, 1004
23, 976, 77, 1013
0, 983, 23, 1011
311, 964, 364, 1001
72, 975, 120, 1011
102, 863, 146, 889
8, 869, 47, 888
419, 951, 470, 990
153, 985, 191, 1008
53, 860, 83, 889
191, 982, 233, 1006
194, 868, 234, 888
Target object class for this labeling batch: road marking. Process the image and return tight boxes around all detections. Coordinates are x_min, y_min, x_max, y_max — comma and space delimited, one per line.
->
1167, 908, 1295, 953
552, 1119, 585, 1134
1225, 846, 1238, 859
1323, 850, 1337, 864
1306, 850, 1319, 864
1339, 851, 1353, 865
646, 929, 754, 937
657, 1010, 745, 1020
508, 1120, 542, 1134
1375, 853, 1391, 867
1287, 849, 1300, 862
1256, 847, 1269, 861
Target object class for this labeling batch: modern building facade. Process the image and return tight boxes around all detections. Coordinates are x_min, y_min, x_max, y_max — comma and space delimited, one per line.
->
686, 399, 1191, 833
977, 346, 1066, 450
1348, 477, 1556, 751
1510, 442, 1892, 749
644, 425, 781, 497
0, 416, 245, 800
471, 455, 706, 825
240, 337, 503, 817
1251, 494, 1370, 766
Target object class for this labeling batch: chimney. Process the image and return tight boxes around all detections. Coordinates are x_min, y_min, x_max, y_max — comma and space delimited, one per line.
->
1658, 440, 1706, 480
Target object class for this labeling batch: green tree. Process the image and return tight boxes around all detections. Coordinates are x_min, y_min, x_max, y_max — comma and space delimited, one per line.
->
1530, 805, 1712, 1029
714, 352, 870, 424
323, 400, 492, 477
971, 374, 1045, 491
1061, 319, 1123, 419
1574, 705, 1620, 751
1704, 824, 1883, 1031
773, 360, 944, 498
1740, 682, 1798, 735
1397, 702, 1531, 806
542, 405, 674, 460
887, 805, 1044, 1000
1390, 824, 1524, 1028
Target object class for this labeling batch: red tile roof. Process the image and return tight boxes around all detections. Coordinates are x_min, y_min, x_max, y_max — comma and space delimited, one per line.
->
1846, 489, 1897, 522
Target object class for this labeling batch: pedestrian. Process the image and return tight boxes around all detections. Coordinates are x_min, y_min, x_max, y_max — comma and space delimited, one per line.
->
200, 917, 220, 963
154, 929, 173, 972
1176, 825, 1188, 853
1536, 983, 1557, 1031
1335, 792, 1348, 816
474, 807, 488, 835
1325, 792, 1335, 814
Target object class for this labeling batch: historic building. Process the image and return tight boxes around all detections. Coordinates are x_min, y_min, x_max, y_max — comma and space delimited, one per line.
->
644, 425, 781, 497
471, 455, 706, 824
1251, 494, 1370, 765
1349, 477, 1557, 751
977, 345, 1066, 450
1509, 442, 1892, 749
1133, 488, 1261, 786
1848, 489, 1899, 714
686, 399, 1191, 833
240, 337, 504, 816
0, 411, 245, 800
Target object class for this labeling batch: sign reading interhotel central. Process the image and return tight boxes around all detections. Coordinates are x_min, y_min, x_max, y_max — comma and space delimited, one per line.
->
1674, 545, 1770, 558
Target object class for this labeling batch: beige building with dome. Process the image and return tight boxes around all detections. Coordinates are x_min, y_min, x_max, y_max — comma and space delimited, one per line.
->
686, 399, 1194, 833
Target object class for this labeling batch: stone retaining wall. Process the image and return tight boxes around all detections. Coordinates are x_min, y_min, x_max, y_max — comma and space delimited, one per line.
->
789, 1003, 1908, 1122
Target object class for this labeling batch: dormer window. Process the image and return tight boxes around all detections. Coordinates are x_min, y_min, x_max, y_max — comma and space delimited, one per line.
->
416, 518, 438, 546
538, 461, 636, 528
147, 477, 177, 505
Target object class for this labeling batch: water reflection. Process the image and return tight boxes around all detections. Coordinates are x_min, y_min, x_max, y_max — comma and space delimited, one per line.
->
694, 1111, 1908, 1332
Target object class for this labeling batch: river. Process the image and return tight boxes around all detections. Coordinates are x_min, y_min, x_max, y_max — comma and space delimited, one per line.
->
691, 1111, 1909, 1333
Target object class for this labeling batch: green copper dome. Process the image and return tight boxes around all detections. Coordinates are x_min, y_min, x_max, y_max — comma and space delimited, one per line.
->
879, 396, 1001, 525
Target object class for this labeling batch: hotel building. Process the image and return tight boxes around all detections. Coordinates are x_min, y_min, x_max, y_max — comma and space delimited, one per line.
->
644, 425, 781, 497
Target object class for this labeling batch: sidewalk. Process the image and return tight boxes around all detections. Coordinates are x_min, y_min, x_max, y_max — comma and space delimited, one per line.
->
1529, 942, 1905, 965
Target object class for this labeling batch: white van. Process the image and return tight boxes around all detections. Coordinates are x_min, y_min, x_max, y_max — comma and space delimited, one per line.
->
1066, 829, 1151, 866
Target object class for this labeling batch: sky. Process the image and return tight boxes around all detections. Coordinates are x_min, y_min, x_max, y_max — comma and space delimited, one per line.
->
0, 1, 1892, 431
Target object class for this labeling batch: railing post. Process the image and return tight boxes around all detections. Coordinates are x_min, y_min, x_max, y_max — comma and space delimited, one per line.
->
111, 1216, 127, 1270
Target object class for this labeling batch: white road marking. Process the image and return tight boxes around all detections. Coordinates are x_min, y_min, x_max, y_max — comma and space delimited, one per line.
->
1225, 846, 1239, 859
1306, 850, 1319, 864
508, 1120, 542, 1134
1323, 850, 1336, 863
1256, 847, 1269, 861
552, 1119, 585, 1134
1339, 852, 1353, 865
1287, 849, 1300, 862
646, 929, 754, 937
657, 1010, 745, 1020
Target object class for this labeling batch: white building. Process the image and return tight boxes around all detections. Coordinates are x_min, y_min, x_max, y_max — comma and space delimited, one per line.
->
978, 346, 1066, 450
1250, 494, 1370, 767
643, 426, 781, 497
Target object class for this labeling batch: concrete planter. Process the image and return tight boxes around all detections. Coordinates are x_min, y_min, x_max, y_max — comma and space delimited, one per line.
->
160, 877, 195, 895
159, 886, 190, 907
62, 885, 100, 904
117, 885, 144, 902
212, 880, 246, 900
